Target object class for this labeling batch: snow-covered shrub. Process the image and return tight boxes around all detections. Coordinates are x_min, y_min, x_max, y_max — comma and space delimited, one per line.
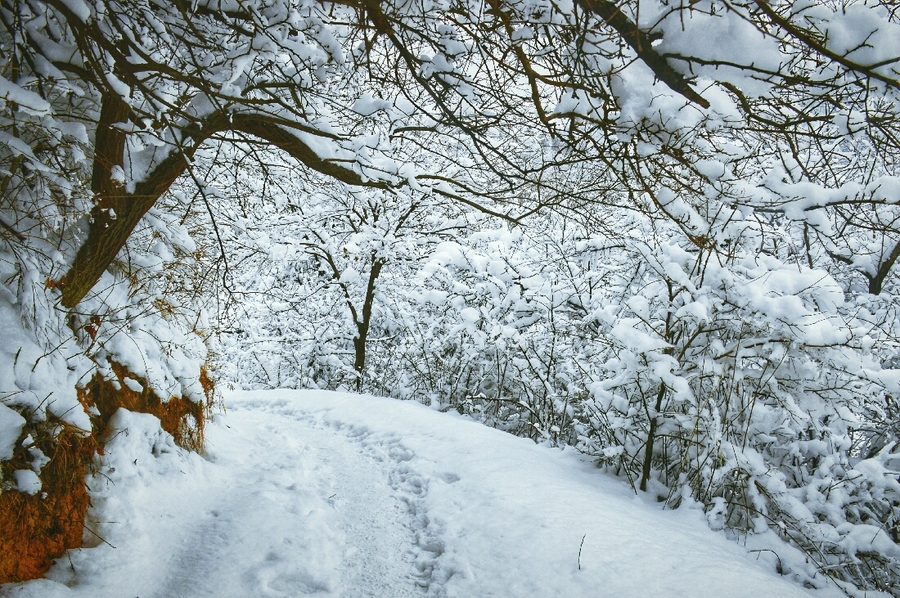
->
574, 235, 900, 593
201, 143, 478, 394
380, 224, 592, 444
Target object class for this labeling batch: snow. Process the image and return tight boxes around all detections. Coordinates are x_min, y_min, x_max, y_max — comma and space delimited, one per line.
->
0, 403, 25, 461
58, 0, 91, 22
352, 94, 393, 116
0, 75, 51, 114
652, 3, 783, 97
0, 279, 92, 435
1, 390, 828, 598
611, 319, 671, 353
12, 469, 42, 495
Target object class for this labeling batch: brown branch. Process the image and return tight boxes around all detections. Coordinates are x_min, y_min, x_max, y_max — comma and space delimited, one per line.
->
486, 0, 554, 131
753, 0, 900, 92
573, 0, 710, 108
0, 217, 26, 242
91, 93, 130, 198
59, 112, 385, 307
227, 114, 375, 187
60, 150, 191, 308
867, 238, 900, 295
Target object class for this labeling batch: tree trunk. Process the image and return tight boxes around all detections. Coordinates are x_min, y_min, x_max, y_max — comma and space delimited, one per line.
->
640, 383, 667, 492
352, 256, 384, 391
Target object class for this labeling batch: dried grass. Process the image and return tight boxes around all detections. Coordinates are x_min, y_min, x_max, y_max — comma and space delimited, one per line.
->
0, 361, 214, 583
78, 360, 211, 452
0, 426, 97, 582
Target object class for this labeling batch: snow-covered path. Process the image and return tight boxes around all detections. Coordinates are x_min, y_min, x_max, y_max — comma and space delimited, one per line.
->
2, 391, 828, 598
132, 405, 425, 598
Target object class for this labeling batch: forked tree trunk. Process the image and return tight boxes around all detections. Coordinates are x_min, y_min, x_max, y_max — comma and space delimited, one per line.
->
867, 239, 900, 295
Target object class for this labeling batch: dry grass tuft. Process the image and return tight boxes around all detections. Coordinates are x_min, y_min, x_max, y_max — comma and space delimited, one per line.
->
0, 424, 98, 582
0, 360, 215, 583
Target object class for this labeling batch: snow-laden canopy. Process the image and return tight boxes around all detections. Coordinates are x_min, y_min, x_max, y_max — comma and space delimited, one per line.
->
3, 0, 900, 594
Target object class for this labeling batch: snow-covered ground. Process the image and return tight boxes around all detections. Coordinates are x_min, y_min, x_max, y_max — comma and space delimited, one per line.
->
2, 390, 834, 598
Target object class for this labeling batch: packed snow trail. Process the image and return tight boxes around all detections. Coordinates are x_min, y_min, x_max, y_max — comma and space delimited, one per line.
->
2, 391, 829, 598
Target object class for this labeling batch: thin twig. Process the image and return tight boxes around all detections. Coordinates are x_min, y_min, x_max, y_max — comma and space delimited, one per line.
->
83, 525, 117, 549
578, 534, 587, 570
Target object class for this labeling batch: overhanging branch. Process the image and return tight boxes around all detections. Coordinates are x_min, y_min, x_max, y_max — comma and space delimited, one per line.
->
59, 112, 385, 307
574, 0, 710, 108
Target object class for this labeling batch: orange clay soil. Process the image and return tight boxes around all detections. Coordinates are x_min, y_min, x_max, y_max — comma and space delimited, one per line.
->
0, 427, 96, 582
78, 360, 209, 453
0, 361, 212, 583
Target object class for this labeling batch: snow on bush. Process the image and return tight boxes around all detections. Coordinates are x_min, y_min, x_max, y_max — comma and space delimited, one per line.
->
219, 204, 900, 593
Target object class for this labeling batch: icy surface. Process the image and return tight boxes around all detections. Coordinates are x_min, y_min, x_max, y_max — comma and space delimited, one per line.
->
1, 390, 831, 597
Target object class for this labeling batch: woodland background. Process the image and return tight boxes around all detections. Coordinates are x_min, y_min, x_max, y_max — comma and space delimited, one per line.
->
2, 0, 900, 594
